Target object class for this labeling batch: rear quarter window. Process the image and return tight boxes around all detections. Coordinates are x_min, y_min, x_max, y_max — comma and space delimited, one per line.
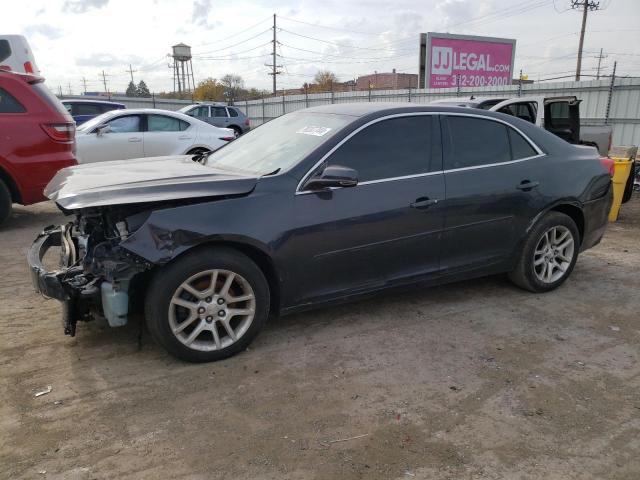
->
0, 40, 10, 63
0, 88, 26, 113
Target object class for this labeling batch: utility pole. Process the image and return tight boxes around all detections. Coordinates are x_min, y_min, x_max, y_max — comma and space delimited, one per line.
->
595, 48, 607, 79
265, 13, 281, 95
67, 82, 73, 96
80, 76, 88, 95
100, 70, 109, 94
57, 85, 63, 97
125, 64, 137, 84
572, 0, 602, 81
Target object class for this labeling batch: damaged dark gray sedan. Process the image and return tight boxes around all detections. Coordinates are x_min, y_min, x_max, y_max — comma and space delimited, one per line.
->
29, 104, 613, 362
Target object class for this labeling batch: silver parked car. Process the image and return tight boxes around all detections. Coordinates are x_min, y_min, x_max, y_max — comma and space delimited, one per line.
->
179, 103, 251, 137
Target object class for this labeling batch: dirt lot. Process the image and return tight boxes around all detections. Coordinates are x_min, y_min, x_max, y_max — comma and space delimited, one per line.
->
1, 196, 639, 480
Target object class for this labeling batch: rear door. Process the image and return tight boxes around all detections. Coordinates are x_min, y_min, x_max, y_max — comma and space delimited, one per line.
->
440, 114, 544, 273
210, 106, 230, 128
544, 98, 581, 144
290, 114, 445, 304
77, 114, 144, 163
143, 114, 193, 156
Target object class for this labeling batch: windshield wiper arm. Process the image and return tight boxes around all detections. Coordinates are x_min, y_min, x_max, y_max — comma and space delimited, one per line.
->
262, 168, 281, 177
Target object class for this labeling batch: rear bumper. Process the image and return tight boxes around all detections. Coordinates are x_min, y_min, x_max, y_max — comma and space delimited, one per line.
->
581, 183, 613, 251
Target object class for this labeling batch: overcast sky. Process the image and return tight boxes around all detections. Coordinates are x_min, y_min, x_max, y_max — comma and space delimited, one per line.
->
3, 0, 639, 94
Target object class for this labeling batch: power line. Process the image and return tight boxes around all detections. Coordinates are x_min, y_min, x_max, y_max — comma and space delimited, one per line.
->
192, 28, 272, 56
193, 16, 272, 48
277, 16, 380, 36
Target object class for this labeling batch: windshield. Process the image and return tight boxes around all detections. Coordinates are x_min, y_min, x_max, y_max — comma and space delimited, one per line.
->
205, 112, 352, 175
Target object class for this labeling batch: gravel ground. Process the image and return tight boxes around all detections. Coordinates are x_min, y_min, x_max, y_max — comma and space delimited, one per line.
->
1, 196, 639, 480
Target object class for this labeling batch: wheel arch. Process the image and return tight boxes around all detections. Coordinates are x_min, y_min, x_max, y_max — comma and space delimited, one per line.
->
548, 203, 585, 243
161, 239, 282, 317
0, 165, 22, 204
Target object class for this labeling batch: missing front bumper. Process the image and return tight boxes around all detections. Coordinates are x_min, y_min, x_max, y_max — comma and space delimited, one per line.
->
27, 226, 98, 336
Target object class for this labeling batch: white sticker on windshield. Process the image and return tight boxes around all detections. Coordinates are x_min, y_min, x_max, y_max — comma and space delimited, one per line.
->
296, 126, 332, 137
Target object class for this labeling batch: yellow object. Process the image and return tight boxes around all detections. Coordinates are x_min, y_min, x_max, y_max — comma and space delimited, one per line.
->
608, 157, 633, 222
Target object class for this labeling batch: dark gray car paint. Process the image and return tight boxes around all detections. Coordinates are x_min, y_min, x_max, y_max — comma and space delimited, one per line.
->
43, 104, 612, 315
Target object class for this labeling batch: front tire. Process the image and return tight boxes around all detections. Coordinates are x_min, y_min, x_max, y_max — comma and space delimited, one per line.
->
0, 180, 12, 226
145, 247, 270, 362
509, 212, 580, 293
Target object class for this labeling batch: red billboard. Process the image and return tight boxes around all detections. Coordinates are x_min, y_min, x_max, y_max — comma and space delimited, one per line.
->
421, 33, 516, 89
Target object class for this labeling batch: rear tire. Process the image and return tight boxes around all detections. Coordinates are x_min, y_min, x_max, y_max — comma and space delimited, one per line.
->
0, 180, 12, 226
145, 247, 270, 362
509, 212, 580, 293
230, 126, 242, 138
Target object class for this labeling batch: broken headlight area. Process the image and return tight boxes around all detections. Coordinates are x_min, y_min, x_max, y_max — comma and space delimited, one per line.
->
28, 207, 153, 336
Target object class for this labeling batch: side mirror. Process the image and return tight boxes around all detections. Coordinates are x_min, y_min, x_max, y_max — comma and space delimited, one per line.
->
304, 165, 358, 190
96, 124, 111, 136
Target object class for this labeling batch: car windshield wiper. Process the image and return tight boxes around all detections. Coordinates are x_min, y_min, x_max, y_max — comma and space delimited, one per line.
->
261, 168, 281, 177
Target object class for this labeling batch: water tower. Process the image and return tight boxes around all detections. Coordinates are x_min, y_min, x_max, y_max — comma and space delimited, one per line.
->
171, 43, 195, 98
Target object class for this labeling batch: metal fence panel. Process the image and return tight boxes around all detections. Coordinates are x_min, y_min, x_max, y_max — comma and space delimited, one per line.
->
237, 78, 640, 147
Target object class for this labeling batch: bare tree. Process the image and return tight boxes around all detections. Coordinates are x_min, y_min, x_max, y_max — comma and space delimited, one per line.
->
313, 70, 338, 92
220, 74, 245, 104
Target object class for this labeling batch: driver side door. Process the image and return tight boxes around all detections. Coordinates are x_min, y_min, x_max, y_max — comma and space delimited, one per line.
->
78, 114, 144, 163
288, 114, 445, 306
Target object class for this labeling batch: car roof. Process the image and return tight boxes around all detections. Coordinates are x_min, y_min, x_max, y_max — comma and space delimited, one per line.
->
429, 96, 501, 105
300, 102, 507, 117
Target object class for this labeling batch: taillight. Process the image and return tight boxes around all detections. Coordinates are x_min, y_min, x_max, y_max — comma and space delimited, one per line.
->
23, 61, 34, 74
219, 136, 234, 141
244, 119, 250, 126
600, 157, 615, 177
41, 123, 75, 142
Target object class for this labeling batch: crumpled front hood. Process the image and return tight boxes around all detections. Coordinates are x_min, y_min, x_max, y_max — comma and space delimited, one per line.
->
45, 155, 258, 210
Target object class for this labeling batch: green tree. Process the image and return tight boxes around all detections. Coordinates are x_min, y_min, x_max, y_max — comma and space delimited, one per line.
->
125, 81, 137, 97
137, 80, 151, 98
194, 78, 225, 102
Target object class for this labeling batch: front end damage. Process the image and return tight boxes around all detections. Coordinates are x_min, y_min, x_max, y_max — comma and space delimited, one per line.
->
28, 208, 153, 336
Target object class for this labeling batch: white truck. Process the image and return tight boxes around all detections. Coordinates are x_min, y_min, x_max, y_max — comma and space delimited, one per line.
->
430, 96, 613, 156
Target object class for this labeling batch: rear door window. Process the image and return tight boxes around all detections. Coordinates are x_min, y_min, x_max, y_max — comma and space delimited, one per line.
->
0, 40, 10, 63
147, 114, 189, 131
74, 103, 103, 116
0, 88, 26, 113
508, 128, 538, 159
325, 115, 438, 182
443, 116, 511, 169
211, 106, 228, 117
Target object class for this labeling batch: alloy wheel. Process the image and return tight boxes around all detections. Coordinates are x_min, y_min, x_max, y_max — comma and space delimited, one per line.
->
533, 226, 575, 284
169, 269, 256, 351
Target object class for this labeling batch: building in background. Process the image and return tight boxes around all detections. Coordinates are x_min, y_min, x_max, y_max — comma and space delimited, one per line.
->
356, 70, 418, 90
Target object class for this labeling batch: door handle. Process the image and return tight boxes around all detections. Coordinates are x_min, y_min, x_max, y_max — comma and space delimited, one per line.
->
128, 137, 142, 142
516, 180, 539, 191
410, 197, 439, 209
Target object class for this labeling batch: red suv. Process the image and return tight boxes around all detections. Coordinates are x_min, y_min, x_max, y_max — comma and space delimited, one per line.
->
0, 71, 76, 224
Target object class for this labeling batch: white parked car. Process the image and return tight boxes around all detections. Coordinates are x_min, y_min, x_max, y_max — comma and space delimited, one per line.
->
75, 108, 235, 163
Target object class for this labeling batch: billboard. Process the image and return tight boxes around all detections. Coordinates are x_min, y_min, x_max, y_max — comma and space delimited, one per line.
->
419, 33, 516, 89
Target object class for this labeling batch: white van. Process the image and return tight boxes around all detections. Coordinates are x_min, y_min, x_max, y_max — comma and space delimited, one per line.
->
0, 35, 40, 75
